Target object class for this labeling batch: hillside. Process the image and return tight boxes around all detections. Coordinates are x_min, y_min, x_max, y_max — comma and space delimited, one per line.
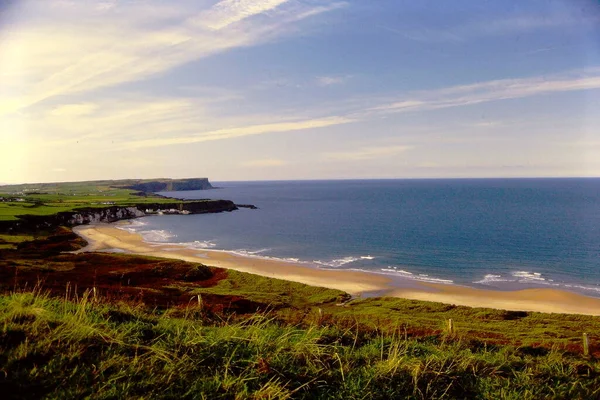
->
1, 229, 600, 398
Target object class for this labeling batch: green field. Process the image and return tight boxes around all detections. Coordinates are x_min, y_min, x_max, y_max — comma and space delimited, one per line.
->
2, 286, 600, 399
0, 180, 196, 221
2, 231, 600, 399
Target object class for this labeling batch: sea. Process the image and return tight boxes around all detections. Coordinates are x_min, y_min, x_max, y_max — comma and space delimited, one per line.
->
119, 178, 600, 297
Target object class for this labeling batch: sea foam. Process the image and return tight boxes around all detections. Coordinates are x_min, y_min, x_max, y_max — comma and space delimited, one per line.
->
378, 267, 454, 284
313, 255, 376, 268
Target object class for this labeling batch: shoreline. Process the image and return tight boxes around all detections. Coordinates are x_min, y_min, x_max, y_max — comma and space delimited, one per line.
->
74, 223, 600, 316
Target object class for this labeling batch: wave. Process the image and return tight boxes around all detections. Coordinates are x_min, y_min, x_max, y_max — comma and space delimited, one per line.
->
211, 249, 303, 264
378, 266, 454, 284
111, 219, 600, 297
229, 248, 272, 256
175, 240, 218, 250
313, 255, 376, 268
472, 274, 511, 284
563, 284, 600, 294
473, 270, 600, 294
115, 219, 148, 234
138, 229, 177, 243
474, 270, 553, 285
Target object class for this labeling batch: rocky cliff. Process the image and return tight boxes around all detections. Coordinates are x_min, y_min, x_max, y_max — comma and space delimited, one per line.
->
0, 200, 238, 233
119, 178, 214, 193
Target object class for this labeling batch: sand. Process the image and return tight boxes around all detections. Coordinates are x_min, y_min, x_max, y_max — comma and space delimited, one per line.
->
73, 223, 600, 316
73, 224, 394, 295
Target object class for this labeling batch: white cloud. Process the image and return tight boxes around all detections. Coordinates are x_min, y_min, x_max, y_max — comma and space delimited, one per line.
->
316, 75, 351, 86
372, 69, 600, 114
468, 120, 504, 128
0, 0, 346, 116
383, 11, 599, 43
49, 103, 98, 117
325, 145, 414, 161
197, 0, 290, 31
243, 159, 287, 167
95, 1, 117, 12
122, 116, 354, 149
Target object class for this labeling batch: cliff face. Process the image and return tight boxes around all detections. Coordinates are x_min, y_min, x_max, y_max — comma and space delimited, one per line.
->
0, 200, 237, 233
121, 178, 214, 193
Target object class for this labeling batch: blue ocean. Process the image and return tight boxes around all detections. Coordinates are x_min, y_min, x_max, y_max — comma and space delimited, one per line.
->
122, 179, 600, 296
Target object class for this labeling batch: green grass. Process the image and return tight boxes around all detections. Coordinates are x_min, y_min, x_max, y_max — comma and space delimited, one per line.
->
325, 297, 600, 349
2, 219, 600, 398
0, 180, 215, 222
189, 270, 350, 308
0, 233, 35, 249
2, 288, 600, 399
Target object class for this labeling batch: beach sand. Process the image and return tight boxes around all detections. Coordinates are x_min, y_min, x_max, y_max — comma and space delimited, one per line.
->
74, 223, 600, 316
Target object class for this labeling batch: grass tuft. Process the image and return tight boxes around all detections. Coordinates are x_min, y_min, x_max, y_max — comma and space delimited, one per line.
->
3, 288, 600, 399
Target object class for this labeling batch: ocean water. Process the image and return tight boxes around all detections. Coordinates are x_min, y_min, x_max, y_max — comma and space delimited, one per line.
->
121, 179, 600, 296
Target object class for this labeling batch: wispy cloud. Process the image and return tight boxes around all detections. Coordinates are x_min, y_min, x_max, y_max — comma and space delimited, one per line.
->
371, 69, 600, 114
122, 116, 354, 149
383, 12, 599, 43
289, 2, 347, 21
49, 103, 98, 117
0, 0, 346, 116
316, 75, 351, 86
243, 159, 287, 167
195, 0, 290, 31
324, 145, 413, 161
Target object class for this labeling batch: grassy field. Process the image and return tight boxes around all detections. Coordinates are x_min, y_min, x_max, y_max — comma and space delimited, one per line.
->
2, 287, 600, 399
2, 229, 600, 398
0, 180, 204, 221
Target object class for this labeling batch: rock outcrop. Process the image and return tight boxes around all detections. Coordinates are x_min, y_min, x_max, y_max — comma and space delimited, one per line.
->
0, 200, 238, 233
118, 178, 214, 193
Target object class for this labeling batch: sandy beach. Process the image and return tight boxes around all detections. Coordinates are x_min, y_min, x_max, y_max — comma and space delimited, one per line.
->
74, 223, 600, 316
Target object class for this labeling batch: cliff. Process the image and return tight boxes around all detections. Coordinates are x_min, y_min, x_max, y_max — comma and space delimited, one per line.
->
117, 178, 214, 193
0, 200, 237, 233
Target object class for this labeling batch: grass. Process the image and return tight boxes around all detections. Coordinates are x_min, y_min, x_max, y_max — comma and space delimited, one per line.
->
0, 180, 213, 222
1, 190, 600, 398
189, 269, 350, 308
0, 234, 35, 250
3, 231, 600, 355
2, 288, 600, 399
326, 297, 600, 350
4, 235, 600, 399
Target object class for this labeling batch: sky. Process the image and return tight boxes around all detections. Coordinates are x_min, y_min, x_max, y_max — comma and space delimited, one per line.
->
1, 0, 599, 183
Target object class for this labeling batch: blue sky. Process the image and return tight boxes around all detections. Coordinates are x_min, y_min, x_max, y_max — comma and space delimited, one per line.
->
1, 0, 599, 183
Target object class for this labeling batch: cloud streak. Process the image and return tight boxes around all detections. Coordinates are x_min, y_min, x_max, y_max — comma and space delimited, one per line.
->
325, 145, 413, 161
0, 0, 346, 116
197, 0, 290, 30
243, 159, 287, 167
383, 12, 600, 43
316, 75, 351, 86
371, 69, 600, 114
122, 116, 354, 149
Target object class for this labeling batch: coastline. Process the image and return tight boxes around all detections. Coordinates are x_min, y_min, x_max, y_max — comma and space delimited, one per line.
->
73, 224, 395, 295
74, 223, 600, 316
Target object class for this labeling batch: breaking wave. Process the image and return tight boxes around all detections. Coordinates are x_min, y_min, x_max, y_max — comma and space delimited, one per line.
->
378, 266, 454, 284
